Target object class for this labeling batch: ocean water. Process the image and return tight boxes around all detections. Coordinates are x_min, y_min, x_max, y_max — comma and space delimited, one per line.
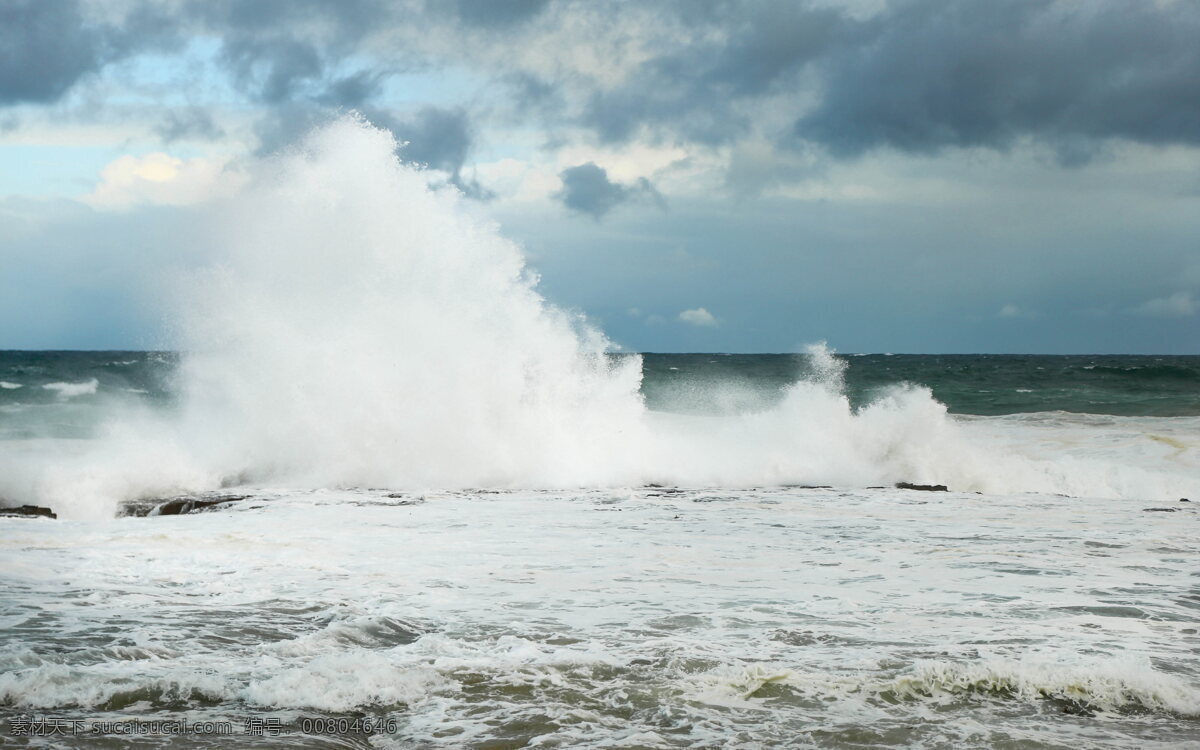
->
1, 118, 1197, 748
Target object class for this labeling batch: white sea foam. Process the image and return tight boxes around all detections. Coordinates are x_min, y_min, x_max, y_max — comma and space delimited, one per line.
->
2, 116, 1196, 518
40, 378, 99, 399
0, 381, 21, 389
2, 487, 1197, 746
684, 656, 1200, 716
244, 652, 445, 712
885, 658, 1200, 716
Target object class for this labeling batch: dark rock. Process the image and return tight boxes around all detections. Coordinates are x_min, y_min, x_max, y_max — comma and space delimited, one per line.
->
1057, 699, 1096, 718
153, 495, 250, 516
895, 482, 949, 492
119, 494, 250, 517
0, 505, 57, 519
1181, 498, 1190, 502
365, 495, 425, 507
1143, 507, 1178, 513
645, 486, 684, 496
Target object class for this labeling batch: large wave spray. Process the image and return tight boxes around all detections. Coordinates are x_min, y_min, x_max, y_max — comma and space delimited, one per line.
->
172, 117, 648, 491
6, 117, 1196, 518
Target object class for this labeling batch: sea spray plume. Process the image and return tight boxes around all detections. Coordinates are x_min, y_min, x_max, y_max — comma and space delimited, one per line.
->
174, 115, 648, 490
4, 118, 1197, 518
175, 146, 943, 494
801, 341, 846, 389
638, 342, 974, 488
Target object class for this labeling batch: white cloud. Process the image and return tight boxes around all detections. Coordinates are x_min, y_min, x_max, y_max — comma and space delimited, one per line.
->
1132, 291, 1199, 317
84, 153, 243, 211
678, 307, 717, 327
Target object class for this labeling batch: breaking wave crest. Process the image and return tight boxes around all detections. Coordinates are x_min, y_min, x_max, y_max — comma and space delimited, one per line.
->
688, 657, 1200, 718
7, 645, 1196, 722
40, 379, 99, 399
883, 658, 1200, 716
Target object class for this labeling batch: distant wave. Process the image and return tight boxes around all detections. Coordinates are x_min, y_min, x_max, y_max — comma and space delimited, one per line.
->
1080, 364, 1200, 381
0, 381, 21, 389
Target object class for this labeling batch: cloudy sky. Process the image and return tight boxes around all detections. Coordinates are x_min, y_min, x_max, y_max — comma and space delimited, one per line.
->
2, 0, 1198, 353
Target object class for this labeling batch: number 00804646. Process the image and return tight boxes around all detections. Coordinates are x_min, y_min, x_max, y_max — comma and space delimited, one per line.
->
298, 717, 398, 735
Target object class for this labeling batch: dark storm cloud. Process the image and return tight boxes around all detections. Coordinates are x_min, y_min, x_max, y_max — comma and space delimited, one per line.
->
254, 103, 491, 198
795, 0, 1200, 160
317, 71, 388, 109
220, 36, 324, 103
155, 107, 225, 143
251, 103, 333, 155
0, 0, 94, 103
351, 106, 488, 199
556, 163, 663, 220
0, 0, 126, 104
186, 0, 390, 40
0, 0, 383, 107
562, 0, 1200, 162
390, 107, 494, 200
557, 163, 627, 219
390, 108, 473, 175
580, 3, 845, 145
199, 0, 400, 104
7, 0, 1200, 170
451, 0, 551, 27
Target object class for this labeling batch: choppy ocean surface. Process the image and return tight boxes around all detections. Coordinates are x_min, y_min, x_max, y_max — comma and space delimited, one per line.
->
5, 352, 1200, 437
2, 121, 1198, 747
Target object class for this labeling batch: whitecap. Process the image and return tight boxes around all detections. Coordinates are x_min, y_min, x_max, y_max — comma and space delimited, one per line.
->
41, 379, 99, 399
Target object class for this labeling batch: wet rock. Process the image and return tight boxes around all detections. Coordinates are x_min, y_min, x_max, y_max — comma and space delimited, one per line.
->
895, 482, 949, 492
119, 494, 251, 517
1143, 507, 1178, 513
1056, 699, 1096, 718
153, 495, 250, 516
0, 505, 57, 519
383, 494, 427, 506
645, 486, 684, 497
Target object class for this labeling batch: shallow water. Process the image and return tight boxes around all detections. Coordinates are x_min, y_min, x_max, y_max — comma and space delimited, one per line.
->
2, 487, 1197, 748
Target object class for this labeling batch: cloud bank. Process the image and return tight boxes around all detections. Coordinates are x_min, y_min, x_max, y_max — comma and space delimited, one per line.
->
4, 0, 1199, 169
2, 0, 1199, 352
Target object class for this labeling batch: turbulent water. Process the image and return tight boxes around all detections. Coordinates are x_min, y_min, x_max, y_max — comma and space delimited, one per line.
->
1, 118, 1197, 748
